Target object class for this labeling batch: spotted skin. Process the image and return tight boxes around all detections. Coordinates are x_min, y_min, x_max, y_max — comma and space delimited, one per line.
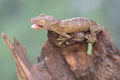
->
31, 14, 101, 46
31, 14, 98, 36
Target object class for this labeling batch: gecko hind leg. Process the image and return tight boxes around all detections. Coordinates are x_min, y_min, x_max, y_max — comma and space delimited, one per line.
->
85, 34, 96, 43
85, 25, 100, 43
85, 34, 95, 55
85, 25, 99, 55
90, 25, 102, 33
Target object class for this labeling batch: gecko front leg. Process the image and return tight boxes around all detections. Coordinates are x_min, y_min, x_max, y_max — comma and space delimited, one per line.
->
56, 32, 72, 45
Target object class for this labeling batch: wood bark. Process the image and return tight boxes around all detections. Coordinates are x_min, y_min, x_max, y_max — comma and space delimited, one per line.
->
1, 26, 120, 80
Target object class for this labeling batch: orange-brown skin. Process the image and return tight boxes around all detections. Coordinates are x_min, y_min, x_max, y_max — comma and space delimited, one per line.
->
59, 17, 96, 33
31, 14, 101, 42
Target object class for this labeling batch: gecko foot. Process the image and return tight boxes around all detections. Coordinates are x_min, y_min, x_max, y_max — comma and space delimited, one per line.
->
57, 36, 70, 45
85, 33, 97, 55
85, 34, 96, 43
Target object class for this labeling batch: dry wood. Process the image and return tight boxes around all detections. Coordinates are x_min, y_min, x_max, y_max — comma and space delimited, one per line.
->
1, 26, 120, 80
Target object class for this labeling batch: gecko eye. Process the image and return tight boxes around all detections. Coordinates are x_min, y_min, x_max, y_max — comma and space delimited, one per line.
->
38, 20, 46, 25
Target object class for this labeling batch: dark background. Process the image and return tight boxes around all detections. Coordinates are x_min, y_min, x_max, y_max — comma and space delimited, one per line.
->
0, 0, 120, 79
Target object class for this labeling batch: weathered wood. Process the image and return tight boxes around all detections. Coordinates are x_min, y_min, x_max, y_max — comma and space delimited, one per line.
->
2, 33, 76, 80
46, 28, 120, 80
2, 25, 120, 80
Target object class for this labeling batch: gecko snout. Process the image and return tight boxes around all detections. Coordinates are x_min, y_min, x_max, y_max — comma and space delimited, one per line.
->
30, 18, 34, 23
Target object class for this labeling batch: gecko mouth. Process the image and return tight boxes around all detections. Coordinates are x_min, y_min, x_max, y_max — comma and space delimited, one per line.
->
31, 24, 44, 29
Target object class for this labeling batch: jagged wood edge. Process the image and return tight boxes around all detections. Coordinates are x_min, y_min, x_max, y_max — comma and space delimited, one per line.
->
1, 33, 34, 80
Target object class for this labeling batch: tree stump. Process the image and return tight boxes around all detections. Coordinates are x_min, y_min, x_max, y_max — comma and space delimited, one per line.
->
2, 26, 120, 80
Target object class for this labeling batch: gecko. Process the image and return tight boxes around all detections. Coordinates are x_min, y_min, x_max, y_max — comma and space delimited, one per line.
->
31, 14, 102, 54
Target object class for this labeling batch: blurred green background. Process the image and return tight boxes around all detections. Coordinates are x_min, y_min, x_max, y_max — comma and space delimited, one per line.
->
0, 0, 120, 80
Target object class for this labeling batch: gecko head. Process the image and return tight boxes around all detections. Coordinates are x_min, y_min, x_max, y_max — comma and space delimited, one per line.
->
31, 14, 61, 30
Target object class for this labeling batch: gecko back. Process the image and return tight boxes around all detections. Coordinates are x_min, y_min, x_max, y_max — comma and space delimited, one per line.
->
61, 17, 97, 33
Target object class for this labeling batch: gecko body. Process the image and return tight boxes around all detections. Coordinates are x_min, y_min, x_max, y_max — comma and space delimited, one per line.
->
31, 14, 102, 55
31, 14, 101, 40
60, 17, 97, 35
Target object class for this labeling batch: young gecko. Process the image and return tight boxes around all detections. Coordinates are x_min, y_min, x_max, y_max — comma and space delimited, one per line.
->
31, 14, 102, 54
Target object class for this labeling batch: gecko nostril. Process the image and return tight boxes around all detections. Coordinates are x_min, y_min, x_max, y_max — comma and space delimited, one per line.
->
31, 18, 37, 23
30, 18, 37, 24
30, 18, 34, 22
